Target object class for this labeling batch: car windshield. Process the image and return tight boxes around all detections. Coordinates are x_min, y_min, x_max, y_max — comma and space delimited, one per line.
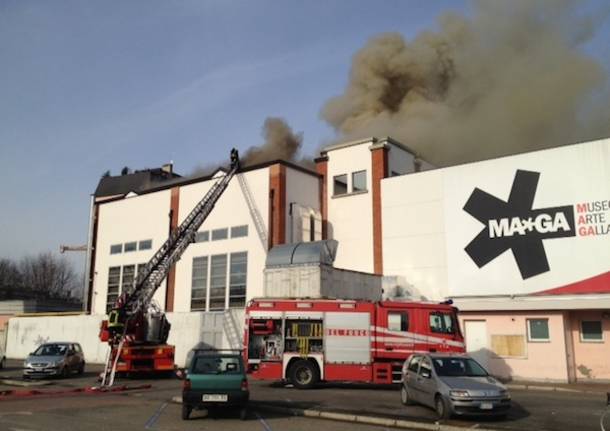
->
192, 355, 242, 375
33, 344, 68, 356
432, 357, 488, 377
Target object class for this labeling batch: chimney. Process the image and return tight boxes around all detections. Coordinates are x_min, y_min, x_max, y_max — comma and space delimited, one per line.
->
161, 162, 173, 175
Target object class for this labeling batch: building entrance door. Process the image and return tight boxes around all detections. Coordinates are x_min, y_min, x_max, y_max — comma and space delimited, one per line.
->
464, 320, 488, 369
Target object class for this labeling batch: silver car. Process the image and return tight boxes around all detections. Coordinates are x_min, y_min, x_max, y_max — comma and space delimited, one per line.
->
400, 353, 511, 419
23, 342, 85, 379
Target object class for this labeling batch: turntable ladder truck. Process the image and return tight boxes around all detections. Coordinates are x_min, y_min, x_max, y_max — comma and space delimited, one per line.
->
99, 149, 241, 387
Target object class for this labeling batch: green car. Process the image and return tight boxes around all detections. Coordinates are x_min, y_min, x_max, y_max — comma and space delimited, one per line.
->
181, 349, 249, 420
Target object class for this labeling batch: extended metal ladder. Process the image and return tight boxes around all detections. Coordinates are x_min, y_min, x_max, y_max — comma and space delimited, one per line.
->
100, 149, 240, 387
237, 173, 268, 251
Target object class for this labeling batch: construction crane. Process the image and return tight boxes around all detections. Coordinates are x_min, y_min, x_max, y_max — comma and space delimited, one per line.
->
59, 245, 87, 253
99, 149, 241, 387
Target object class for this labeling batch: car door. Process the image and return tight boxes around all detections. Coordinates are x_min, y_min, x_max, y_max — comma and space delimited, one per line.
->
68, 344, 78, 370
404, 355, 422, 403
415, 356, 437, 408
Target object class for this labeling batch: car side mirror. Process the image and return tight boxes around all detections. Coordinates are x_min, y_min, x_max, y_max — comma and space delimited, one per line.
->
175, 369, 186, 380
421, 370, 431, 379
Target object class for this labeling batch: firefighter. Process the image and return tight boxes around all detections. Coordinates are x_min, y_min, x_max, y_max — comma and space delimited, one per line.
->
230, 148, 240, 169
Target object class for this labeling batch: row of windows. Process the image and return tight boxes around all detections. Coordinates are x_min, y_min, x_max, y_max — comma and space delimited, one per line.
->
527, 318, 603, 342
106, 263, 146, 312
194, 225, 248, 243
110, 240, 152, 255
191, 252, 247, 311
333, 170, 367, 196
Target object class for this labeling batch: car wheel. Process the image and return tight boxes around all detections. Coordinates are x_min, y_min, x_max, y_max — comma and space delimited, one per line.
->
0, 357, 5, 369
289, 360, 319, 389
400, 385, 412, 406
61, 366, 70, 378
77, 362, 85, 375
239, 407, 248, 421
181, 404, 192, 420
435, 395, 451, 420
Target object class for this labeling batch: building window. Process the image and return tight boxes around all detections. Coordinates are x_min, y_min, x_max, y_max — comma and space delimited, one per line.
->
106, 267, 121, 313
352, 170, 367, 192
333, 174, 348, 196
527, 319, 550, 342
211, 228, 228, 241
139, 239, 152, 251
581, 321, 603, 342
191, 256, 208, 311
229, 252, 247, 308
231, 225, 248, 238
209, 254, 227, 311
110, 244, 122, 255
195, 231, 209, 243
121, 265, 135, 294
309, 215, 315, 242
124, 241, 137, 252
388, 312, 409, 332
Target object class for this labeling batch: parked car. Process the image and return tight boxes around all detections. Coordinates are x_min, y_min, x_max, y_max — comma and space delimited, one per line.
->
400, 353, 511, 419
23, 342, 85, 379
181, 349, 249, 420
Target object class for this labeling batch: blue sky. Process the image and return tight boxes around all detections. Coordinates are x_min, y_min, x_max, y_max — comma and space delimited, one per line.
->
0, 1, 608, 273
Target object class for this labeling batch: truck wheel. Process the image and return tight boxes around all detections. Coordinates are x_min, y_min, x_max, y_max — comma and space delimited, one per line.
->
289, 360, 318, 389
181, 404, 192, 420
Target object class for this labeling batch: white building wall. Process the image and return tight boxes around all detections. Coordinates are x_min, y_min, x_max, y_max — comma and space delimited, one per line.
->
92, 190, 172, 315
6, 310, 246, 367
285, 168, 321, 243
382, 169, 448, 299
173, 168, 270, 312
382, 138, 610, 299
326, 140, 375, 273
387, 143, 417, 176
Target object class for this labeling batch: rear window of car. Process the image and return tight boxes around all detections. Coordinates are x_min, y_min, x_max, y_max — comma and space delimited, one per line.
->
192, 355, 242, 375
408, 355, 421, 373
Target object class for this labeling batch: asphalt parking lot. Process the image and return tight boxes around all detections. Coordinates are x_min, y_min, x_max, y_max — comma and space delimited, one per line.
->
0, 360, 608, 431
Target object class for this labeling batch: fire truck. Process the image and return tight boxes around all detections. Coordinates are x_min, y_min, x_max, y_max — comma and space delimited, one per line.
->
98, 149, 241, 386
244, 298, 465, 388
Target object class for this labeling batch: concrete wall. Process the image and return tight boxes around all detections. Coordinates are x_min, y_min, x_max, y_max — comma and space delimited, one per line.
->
382, 138, 610, 299
173, 168, 270, 313
6, 310, 246, 367
326, 140, 375, 273
459, 311, 570, 382
382, 169, 447, 300
568, 310, 610, 381
93, 190, 172, 314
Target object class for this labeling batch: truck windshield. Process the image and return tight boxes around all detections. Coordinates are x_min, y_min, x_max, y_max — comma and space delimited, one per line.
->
429, 312, 456, 334
433, 357, 488, 377
192, 355, 242, 375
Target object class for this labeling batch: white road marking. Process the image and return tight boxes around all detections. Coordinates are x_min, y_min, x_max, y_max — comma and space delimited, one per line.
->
255, 411, 273, 431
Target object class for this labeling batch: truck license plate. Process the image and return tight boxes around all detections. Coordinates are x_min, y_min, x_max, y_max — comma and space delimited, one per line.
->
202, 394, 228, 402
480, 402, 493, 410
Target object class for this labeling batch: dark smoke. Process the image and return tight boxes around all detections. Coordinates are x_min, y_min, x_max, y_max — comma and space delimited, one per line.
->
189, 117, 311, 177
242, 117, 305, 166
322, 0, 610, 165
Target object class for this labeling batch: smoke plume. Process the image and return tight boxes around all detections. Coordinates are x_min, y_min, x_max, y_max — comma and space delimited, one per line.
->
189, 117, 309, 177
322, 0, 610, 165
242, 117, 305, 166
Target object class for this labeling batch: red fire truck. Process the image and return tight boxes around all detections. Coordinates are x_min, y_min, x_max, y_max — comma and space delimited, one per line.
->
244, 298, 465, 388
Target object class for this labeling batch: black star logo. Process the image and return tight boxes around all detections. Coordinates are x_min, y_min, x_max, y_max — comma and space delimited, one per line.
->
463, 170, 575, 279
